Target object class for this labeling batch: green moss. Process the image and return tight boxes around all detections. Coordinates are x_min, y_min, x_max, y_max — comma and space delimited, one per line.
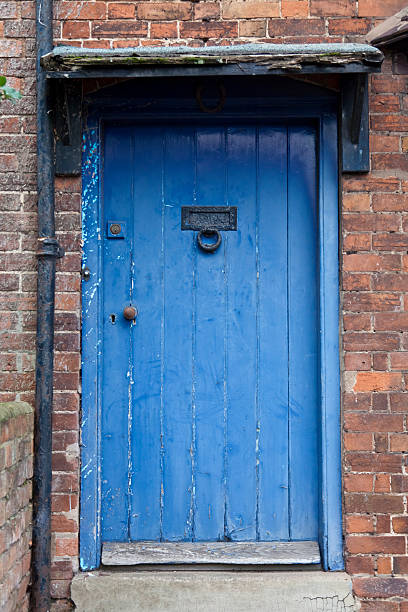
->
0, 401, 33, 424
60, 54, 228, 67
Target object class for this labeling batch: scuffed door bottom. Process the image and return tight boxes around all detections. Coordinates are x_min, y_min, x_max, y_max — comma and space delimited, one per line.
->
102, 541, 320, 566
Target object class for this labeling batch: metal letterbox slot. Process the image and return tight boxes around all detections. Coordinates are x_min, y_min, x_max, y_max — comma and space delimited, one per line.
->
181, 207, 237, 232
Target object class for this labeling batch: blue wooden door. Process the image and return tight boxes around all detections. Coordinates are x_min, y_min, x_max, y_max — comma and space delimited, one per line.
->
101, 123, 319, 543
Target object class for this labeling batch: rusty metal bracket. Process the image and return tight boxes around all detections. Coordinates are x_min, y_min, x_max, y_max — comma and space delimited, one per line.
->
37, 236, 65, 258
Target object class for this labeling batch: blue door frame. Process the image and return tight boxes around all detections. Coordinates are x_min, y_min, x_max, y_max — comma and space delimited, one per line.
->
80, 77, 342, 571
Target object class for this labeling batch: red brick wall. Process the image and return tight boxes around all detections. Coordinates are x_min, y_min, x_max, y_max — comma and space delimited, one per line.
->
343, 58, 408, 609
3, 0, 408, 609
0, 0, 36, 410
51, 176, 81, 606
54, 0, 390, 47
0, 402, 33, 612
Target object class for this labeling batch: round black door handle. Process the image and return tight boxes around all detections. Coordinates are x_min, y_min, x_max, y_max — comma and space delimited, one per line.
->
123, 306, 137, 321
197, 229, 222, 253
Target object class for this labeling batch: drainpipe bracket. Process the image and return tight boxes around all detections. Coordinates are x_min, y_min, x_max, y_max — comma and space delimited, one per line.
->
37, 236, 65, 258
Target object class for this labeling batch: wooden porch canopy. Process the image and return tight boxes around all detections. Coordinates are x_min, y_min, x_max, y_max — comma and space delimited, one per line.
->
41, 43, 383, 174
42, 43, 382, 77
367, 7, 408, 49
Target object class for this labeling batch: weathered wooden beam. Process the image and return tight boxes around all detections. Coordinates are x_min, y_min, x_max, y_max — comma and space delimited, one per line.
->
102, 541, 321, 566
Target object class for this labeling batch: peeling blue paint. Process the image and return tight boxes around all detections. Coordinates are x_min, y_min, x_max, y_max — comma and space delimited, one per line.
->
80, 118, 102, 570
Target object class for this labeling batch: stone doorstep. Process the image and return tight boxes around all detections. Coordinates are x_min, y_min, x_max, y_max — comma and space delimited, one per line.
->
71, 570, 355, 612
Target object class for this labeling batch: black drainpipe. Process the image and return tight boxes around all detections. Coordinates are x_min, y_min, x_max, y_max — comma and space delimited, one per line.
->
32, 0, 63, 609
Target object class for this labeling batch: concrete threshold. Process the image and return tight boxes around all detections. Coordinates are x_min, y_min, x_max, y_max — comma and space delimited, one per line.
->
71, 570, 355, 611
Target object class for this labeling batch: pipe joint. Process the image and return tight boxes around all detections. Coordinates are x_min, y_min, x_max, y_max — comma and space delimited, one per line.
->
37, 236, 65, 258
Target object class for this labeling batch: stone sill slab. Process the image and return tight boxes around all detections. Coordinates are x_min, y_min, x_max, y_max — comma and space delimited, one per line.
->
72, 570, 355, 612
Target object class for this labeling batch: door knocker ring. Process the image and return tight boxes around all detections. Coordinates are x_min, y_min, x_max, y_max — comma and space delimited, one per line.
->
197, 229, 222, 253
196, 83, 226, 114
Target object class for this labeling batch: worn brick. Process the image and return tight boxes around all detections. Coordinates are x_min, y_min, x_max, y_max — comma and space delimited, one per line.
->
343, 332, 399, 352
55, 1, 106, 19
371, 134, 400, 153
107, 3, 135, 20
343, 175, 400, 192
150, 22, 178, 39
343, 233, 371, 251
394, 557, 408, 574
354, 576, 408, 598
180, 21, 238, 39
376, 557, 392, 576
328, 17, 371, 35
344, 213, 400, 233
344, 413, 403, 433
347, 536, 406, 555
371, 94, 401, 113
343, 192, 371, 212
268, 17, 325, 36
343, 292, 400, 312
61, 20, 90, 39
137, 2, 192, 20
390, 434, 408, 451
239, 20, 267, 37
344, 353, 371, 371
346, 452, 403, 473
392, 516, 408, 533
344, 473, 373, 492
92, 21, 148, 38
353, 372, 402, 392
281, 1, 308, 17
345, 493, 404, 514
374, 473, 390, 492
373, 274, 408, 291
223, 1, 279, 18
374, 233, 408, 250
344, 254, 400, 272
55, 537, 78, 557
373, 394, 388, 412
375, 313, 408, 332
346, 555, 375, 575
194, 3, 220, 20
311, 0, 355, 15
343, 314, 371, 331
358, 0, 408, 17
346, 515, 374, 533
343, 274, 372, 292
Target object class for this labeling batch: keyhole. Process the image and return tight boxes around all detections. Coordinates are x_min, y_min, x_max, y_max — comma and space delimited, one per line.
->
110, 313, 116, 324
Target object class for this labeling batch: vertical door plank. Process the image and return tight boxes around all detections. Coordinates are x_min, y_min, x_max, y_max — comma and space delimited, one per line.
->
161, 127, 195, 540
81, 120, 101, 569
257, 127, 289, 541
224, 127, 257, 541
194, 127, 226, 540
288, 126, 319, 540
101, 126, 133, 540
129, 127, 163, 540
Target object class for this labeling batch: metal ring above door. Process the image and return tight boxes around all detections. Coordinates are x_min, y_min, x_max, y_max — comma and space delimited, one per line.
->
197, 229, 222, 253
195, 83, 226, 114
